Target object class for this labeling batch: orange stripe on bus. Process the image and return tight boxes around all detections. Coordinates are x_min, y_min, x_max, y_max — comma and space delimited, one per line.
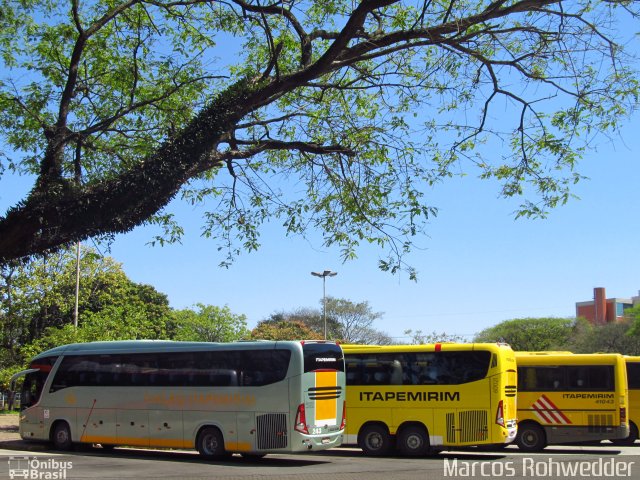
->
315, 370, 337, 424
225, 441, 252, 452
79, 435, 193, 449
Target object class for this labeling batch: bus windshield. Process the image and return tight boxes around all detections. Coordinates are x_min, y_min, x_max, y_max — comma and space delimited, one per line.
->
302, 342, 344, 373
19, 356, 58, 410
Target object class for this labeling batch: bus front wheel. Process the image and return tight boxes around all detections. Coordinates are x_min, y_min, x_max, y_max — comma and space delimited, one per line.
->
516, 423, 546, 452
358, 424, 393, 456
196, 427, 230, 460
51, 422, 73, 451
397, 425, 430, 456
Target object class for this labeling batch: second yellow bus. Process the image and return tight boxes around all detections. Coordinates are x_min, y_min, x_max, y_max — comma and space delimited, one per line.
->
611, 356, 640, 445
515, 351, 629, 451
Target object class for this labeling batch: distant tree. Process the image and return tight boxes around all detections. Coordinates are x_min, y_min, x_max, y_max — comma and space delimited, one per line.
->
263, 308, 341, 339
258, 300, 390, 344
324, 297, 389, 344
250, 319, 323, 341
473, 317, 577, 351
569, 320, 640, 355
171, 304, 249, 342
356, 328, 394, 346
627, 305, 640, 336
19, 303, 173, 361
404, 329, 466, 345
0, 247, 172, 366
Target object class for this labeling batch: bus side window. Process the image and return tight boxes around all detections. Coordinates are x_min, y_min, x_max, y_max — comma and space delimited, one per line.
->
628, 363, 640, 390
421, 367, 438, 384
389, 360, 403, 385
345, 357, 363, 385
372, 370, 389, 384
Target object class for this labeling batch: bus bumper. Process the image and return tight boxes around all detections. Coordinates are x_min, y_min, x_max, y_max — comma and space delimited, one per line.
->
546, 425, 629, 445
294, 430, 343, 451
504, 424, 518, 443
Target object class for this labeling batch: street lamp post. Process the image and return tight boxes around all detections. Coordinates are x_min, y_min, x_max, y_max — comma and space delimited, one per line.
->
311, 270, 337, 340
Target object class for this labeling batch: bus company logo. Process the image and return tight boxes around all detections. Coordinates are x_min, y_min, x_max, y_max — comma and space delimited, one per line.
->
359, 391, 460, 402
7, 456, 73, 479
315, 357, 337, 362
531, 394, 571, 425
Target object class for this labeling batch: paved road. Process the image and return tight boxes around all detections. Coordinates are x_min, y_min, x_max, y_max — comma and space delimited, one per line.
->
2, 443, 640, 480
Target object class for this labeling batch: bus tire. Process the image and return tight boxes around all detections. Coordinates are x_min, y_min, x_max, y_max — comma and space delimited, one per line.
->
397, 424, 429, 456
196, 427, 229, 460
51, 421, 73, 451
516, 423, 546, 452
358, 424, 393, 456
611, 422, 638, 446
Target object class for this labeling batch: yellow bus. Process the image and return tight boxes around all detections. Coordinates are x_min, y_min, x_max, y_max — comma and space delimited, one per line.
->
342, 343, 518, 455
11, 340, 345, 458
611, 356, 640, 445
515, 351, 629, 451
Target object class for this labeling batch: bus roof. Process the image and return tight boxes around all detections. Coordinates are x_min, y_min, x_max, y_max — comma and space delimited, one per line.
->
515, 351, 624, 365
30, 339, 320, 360
515, 351, 574, 355
340, 343, 512, 353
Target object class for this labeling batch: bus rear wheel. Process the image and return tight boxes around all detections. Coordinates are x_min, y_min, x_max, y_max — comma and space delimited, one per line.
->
611, 422, 638, 446
516, 423, 546, 452
358, 424, 393, 456
397, 425, 429, 456
51, 422, 73, 451
196, 427, 230, 460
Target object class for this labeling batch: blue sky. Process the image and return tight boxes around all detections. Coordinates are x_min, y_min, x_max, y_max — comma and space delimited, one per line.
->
4, 116, 638, 342
119, 117, 640, 341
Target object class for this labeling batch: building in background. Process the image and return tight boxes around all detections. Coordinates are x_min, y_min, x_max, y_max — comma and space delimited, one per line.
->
576, 288, 640, 325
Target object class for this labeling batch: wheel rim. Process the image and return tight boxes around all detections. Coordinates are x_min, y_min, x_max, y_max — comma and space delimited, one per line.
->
366, 432, 383, 450
56, 427, 69, 445
405, 433, 423, 450
203, 433, 219, 455
522, 430, 538, 448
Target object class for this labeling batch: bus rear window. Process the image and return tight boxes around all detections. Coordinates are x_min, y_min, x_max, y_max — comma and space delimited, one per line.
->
303, 343, 344, 372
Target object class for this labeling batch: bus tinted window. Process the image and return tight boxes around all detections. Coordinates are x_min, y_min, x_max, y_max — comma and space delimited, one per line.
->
21, 356, 59, 409
345, 351, 491, 386
627, 362, 640, 390
303, 343, 344, 372
50, 349, 291, 391
29, 355, 58, 371
518, 365, 614, 391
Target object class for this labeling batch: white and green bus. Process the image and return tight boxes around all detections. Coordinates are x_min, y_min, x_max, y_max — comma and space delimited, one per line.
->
11, 340, 345, 458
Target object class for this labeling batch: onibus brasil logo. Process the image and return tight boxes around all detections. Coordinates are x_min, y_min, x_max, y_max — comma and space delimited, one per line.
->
8, 456, 73, 479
